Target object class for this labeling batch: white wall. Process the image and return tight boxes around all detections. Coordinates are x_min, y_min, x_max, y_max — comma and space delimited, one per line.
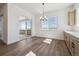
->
7, 4, 35, 44
71, 4, 79, 32
35, 8, 69, 40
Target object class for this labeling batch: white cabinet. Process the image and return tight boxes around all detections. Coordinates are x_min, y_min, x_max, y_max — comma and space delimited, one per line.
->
64, 32, 79, 56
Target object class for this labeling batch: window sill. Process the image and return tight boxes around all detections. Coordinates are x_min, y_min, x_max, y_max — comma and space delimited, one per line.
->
40, 28, 57, 31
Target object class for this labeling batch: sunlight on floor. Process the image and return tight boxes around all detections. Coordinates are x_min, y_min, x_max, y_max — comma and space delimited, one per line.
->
26, 51, 36, 56
43, 38, 52, 44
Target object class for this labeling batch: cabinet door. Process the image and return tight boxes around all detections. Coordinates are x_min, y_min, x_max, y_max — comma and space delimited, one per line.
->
64, 32, 67, 43
72, 37, 79, 56
69, 37, 74, 55
74, 44, 79, 56
64, 32, 70, 48
68, 10, 76, 25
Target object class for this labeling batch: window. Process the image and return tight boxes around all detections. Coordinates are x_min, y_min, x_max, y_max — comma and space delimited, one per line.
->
20, 20, 26, 30
19, 19, 32, 30
41, 16, 58, 29
26, 19, 32, 30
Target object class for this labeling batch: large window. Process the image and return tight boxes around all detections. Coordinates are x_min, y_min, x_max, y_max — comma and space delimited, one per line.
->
20, 19, 32, 30
26, 20, 32, 29
41, 16, 58, 29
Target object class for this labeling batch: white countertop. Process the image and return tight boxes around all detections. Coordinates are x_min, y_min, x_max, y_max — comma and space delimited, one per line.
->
65, 30, 79, 38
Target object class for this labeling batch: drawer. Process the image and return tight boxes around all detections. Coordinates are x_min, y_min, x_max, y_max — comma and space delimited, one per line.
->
71, 37, 79, 47
74, 44, 79, 56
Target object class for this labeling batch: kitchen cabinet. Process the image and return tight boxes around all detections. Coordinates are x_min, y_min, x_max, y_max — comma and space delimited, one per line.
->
64, 32, 79, 56
71, 36, 79, 56
74, 43, 79, 56
64, 32, 70, 49
69, 35, 75, 55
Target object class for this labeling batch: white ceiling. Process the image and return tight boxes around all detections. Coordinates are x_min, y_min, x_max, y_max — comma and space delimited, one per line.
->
14, 3, 73, 15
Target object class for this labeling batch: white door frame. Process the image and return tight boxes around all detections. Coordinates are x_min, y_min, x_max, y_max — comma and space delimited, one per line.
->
0, 15, 3, 41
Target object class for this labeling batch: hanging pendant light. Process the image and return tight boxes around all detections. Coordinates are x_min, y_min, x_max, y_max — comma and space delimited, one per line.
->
40, 3, 47, 21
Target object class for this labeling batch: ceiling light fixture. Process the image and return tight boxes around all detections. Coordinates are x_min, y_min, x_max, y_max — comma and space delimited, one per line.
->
40, 3, 47, 21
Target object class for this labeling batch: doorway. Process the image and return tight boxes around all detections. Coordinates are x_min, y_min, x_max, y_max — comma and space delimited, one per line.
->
19, 19, 32, 39
0, 15, 3, 41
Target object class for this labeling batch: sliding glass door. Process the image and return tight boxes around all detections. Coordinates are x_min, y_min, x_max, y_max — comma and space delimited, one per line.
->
19, 19, 32, 36
26, 19, 32, 30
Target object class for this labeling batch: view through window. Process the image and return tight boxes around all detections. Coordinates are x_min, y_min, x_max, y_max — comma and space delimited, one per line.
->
41, 16, 58, 29
20, 19, 32, 30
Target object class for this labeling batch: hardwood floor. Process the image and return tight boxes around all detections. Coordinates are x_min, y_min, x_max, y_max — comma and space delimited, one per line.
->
0, 37, 71, 56
0, 40, 6, 48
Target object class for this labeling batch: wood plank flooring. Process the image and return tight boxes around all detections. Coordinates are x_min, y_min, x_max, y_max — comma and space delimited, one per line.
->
0, 37, 71, 56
